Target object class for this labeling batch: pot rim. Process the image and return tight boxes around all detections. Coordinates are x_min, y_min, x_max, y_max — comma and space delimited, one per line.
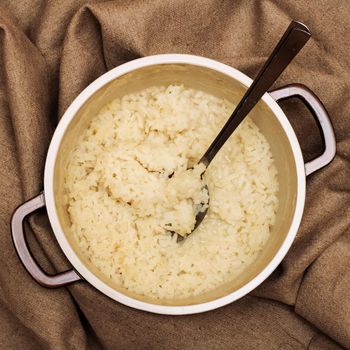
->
44, 54, 306, 315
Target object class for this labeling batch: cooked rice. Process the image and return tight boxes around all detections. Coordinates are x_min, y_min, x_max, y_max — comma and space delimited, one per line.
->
64, 84, 279, 300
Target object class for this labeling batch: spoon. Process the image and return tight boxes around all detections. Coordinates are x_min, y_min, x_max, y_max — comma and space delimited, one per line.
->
175, 20, 311, 242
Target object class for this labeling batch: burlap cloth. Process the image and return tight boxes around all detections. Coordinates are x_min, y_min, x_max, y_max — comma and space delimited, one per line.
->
0, 1, 349, 349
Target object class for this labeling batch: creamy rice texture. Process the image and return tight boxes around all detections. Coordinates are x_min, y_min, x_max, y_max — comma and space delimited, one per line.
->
64, 84, 279, 300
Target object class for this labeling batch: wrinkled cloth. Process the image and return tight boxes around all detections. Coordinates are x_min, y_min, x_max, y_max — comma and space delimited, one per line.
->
0, 1, 349, 349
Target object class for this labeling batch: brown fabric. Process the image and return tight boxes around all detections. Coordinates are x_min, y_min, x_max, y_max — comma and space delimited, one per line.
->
0, 0, 349, 349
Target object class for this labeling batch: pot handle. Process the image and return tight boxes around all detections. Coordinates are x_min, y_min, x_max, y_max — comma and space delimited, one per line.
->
11, 192, 82, 288
269, 84, 336, 176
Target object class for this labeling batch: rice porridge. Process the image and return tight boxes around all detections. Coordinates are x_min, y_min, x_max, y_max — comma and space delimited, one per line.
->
64, 84, 279, 300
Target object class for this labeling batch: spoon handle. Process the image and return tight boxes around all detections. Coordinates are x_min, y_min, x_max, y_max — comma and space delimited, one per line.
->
200, 20, 311, 166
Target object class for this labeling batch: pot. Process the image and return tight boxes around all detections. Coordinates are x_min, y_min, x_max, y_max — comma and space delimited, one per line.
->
11, 54, 336, 315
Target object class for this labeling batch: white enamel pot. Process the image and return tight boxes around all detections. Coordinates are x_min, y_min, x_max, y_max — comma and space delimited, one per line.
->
11, 55, 336, 315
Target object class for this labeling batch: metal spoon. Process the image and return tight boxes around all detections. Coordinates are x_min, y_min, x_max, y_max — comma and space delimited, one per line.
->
176, 20, 311, 242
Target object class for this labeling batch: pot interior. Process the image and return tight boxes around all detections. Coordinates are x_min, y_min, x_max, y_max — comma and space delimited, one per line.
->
54, 63, 299, 306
